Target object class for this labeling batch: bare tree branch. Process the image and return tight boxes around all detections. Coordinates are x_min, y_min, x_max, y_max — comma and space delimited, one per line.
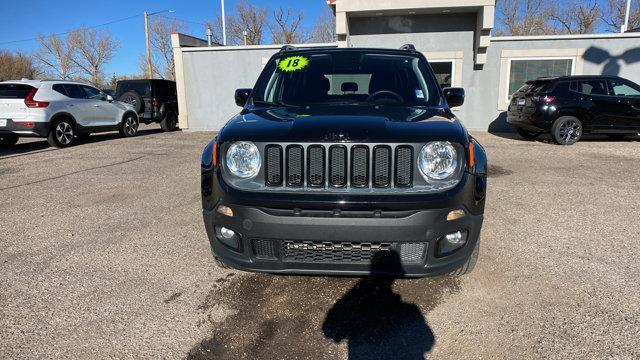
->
549, 1, 600, 34
310, 7, 336, 43
495, 0, 557, 35
68, 28, 120, 87
33, 33, 76, 80
270, 7, 307, 44
0, 50, 40, 81
601, 0, 640, 32
149, 16, 183, 80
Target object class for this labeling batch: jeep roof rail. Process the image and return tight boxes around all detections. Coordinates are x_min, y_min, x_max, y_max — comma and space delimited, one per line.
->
400, 44, 416, 51
279, 45, 297, 53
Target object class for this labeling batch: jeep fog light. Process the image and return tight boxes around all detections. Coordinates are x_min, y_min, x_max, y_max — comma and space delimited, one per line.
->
215, 226, 240, 250
437, 231, 468, 257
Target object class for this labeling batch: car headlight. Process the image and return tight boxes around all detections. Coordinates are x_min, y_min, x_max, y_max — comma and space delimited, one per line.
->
418, 141, 458, 180
226, 141, 261, 178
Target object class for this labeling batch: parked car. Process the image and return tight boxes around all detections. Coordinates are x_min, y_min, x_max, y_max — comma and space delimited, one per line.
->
115, 79, 178, 132
102, 89, 115, 97
508, 75, 640, 145
200, 45, 488, 277
0, 80, 139, 148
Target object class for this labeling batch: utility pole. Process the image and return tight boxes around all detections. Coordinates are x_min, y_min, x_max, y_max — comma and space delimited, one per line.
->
622, 0, 632, 33
221, 0, 227, 46
144, 11, 153, 79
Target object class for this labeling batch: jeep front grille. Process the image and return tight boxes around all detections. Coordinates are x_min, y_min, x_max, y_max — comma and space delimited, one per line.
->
264, 143, 415, 189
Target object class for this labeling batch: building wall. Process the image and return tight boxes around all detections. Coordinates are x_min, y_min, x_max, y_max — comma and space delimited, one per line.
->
174, 34, 640, 131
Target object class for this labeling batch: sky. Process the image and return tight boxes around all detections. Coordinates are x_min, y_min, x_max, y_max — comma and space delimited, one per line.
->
0, 0, 329, 76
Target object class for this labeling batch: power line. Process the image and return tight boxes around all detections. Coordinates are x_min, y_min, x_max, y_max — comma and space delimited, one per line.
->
0, 13, 143, 46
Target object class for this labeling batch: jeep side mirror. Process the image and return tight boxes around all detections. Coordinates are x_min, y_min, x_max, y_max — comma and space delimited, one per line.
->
443, 87, 465, 107
235, 88, 252, 107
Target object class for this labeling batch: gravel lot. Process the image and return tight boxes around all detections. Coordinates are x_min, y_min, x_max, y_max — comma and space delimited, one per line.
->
1, 127, 639, 359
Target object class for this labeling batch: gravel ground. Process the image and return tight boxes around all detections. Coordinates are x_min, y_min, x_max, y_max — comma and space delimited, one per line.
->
1, 127, 639, 359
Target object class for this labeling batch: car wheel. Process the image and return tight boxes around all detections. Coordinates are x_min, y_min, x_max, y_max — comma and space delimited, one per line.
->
450, 237, 480, 276
606, 134, 629, 141
515, 127, 541, 140
47, 119, 76, 148
119, 114, 139, 138
0, 134, 19, 148
551, 116, 582, 145
118, 91, 144, 113
160, 111, 177, 132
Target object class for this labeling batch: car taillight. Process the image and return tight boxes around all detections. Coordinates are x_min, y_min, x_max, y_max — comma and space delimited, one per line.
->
24, 88, 49, 108
151, 98, 158, 109
532, 95, 555, 103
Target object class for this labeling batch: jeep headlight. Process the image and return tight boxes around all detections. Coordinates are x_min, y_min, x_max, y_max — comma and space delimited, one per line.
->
418, 141, 458, 180
226, 141, 261, 178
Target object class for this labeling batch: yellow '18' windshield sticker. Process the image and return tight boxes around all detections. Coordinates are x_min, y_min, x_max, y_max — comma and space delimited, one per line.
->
278, 56, 309, 72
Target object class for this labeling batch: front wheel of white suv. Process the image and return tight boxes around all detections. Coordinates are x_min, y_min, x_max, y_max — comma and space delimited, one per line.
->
119, 113, 139, 138
47, 118, 76, 148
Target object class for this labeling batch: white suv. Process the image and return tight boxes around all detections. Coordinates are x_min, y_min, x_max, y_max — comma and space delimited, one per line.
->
0, 80, 139, 148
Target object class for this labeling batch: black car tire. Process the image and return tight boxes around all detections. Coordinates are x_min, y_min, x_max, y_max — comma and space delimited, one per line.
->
606, 134, 629, 140
118, 91, 144, 113
214, 256, 231, 269
515, 127, 541, 140
451, 238, 480, 276
551, 116, 583, 145
119, 113, 139, 138
47, 118, 76, 148
0, 134, 19, 148
160, 111, 178, 132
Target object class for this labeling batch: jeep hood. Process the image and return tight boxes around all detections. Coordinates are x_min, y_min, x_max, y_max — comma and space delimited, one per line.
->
218, 105, 467, 144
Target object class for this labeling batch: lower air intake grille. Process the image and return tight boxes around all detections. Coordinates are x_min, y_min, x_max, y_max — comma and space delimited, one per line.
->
400, 243, 426, 263
283, 241, 391, 263
253, 239, 277, 259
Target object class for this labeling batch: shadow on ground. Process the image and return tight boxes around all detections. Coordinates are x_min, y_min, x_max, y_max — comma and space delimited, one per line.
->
187, 253, 460, 360
0, 127, 165, 159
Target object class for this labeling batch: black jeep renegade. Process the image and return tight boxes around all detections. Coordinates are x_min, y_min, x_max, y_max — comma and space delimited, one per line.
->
201, 45, 487, 277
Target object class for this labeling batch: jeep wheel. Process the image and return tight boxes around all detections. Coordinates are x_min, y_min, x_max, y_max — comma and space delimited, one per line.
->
0, 134, 19, 148
47, 119, 76, 148
119, 114, 139, 138
551, 116, 582, 145
515, 127, 541, 140
450, 238, 480, 276
118, 91, 144, 113
160, 111, 177, 132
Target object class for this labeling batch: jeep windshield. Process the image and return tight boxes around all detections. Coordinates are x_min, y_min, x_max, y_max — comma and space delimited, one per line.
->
251, 50, 442, 107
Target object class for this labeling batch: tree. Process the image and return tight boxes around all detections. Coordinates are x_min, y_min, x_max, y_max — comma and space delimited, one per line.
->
0, 50, 39, 81
601, 0, 640, 32
205, 1, 268, 46
550, 1, 601, 34
68, 28, 120, 87
270, 7, 307, 44
310, 7, 336, 43
148, 16, 183, 80
495, 0, 556, 35
34, 33, 76, 80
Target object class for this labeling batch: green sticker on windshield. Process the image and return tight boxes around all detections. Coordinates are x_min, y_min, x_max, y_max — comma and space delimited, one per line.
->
278, 56, 309, 72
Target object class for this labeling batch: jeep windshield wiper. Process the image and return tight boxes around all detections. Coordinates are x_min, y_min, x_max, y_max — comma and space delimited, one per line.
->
252, 100, 296, 108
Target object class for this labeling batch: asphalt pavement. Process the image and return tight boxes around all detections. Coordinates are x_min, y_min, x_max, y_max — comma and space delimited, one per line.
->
1, 127, 639, 359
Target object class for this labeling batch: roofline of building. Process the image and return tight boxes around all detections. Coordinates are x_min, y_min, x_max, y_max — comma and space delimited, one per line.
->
180, 43, 338, 52
491, 32, 640, 42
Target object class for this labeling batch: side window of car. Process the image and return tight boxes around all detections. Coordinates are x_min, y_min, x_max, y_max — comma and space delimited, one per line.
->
553, 81, 570, 95
81, 85, 103, 100
63, 84, 87, 99
52, 84, 69, 97
578, 80, 609, 96
610, 80, 640, 97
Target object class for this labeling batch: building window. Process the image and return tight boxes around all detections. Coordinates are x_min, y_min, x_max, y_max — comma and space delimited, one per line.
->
430, 60, 455, 89
508, 58, 574, 98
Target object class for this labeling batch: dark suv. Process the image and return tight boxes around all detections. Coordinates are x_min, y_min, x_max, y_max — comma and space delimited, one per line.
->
200, 45, 487, 277
115, 79, 178, 131
508, 75, 640, 145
